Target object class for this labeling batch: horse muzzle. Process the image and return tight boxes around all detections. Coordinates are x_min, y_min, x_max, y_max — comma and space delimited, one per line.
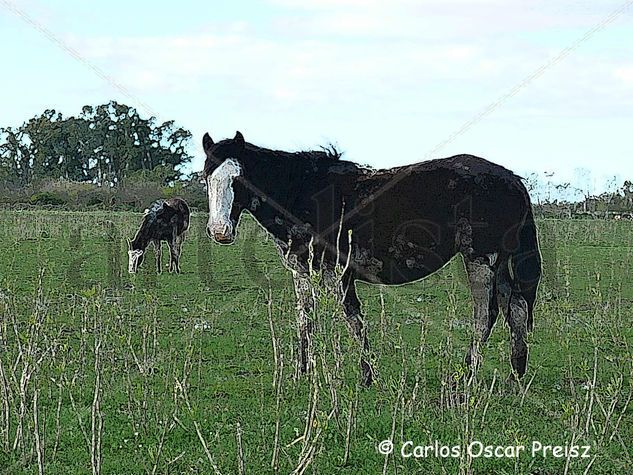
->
207, 223, 234, 244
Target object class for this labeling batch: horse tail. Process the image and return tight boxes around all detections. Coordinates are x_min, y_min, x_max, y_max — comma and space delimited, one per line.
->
179, 199, 191, 233
182, 212, 190, 234
511, 205, 541, 332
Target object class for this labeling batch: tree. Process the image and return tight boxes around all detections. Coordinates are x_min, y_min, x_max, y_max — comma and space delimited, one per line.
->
0, 126, 32, 185
621, 181, 633, 209
0, 101, 193, 187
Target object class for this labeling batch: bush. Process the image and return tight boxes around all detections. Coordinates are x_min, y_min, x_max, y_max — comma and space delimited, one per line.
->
29, 191, 66, 206
76, 187, 113, 208
113, 182, 163, 210
1, 175, 205, 211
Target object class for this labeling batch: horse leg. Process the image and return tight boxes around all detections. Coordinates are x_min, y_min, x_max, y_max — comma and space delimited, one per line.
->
153, 240, 162, 274
497, 261, 529, 379
167, 239, 177, 273
173, 235, 183, 274
339, 276, 374, 386
169, 236, 182, 274
291, 271, 315, 375
464, 255, 497, 380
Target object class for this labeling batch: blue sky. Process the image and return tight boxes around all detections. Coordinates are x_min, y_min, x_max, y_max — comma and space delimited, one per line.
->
1, 0, 632, 197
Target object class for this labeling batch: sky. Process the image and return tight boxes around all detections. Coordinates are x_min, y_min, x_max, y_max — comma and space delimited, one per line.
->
1, 0, 632, 196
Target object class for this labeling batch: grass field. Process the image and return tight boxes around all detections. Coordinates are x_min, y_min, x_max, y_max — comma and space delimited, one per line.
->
0, 210, 632, 474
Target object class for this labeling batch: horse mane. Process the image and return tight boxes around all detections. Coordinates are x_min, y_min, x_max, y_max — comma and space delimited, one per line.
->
244, 142, 342, 163
141, 200, 165, 227
203, 138, 345, 176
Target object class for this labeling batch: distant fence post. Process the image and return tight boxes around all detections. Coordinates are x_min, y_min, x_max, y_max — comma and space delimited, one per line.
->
104, 220, 122, 289
64, 225, 84, 290
197, 215, 214, 289
239, 220, 287, 292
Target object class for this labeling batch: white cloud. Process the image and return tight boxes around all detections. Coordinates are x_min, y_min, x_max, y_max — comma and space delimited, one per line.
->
614, 66, 633, 83
65, 17, 631, 122
68, 31, 494, 103
17, 0, 631, 180
268, 0, 631, 39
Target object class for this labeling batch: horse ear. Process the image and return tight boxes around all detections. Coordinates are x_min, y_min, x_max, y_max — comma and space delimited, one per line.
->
234, 131, 245, 150
202, 133, 214, 153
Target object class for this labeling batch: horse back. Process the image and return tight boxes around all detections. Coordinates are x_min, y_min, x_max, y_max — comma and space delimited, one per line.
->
343, 155, 531, 284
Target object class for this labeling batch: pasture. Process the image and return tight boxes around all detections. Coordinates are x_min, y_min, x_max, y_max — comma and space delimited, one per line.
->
0, 210, 631, 474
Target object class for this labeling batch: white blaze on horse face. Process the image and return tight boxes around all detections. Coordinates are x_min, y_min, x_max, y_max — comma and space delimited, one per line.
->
207, 159, 241, 241
128, 249, 143, 273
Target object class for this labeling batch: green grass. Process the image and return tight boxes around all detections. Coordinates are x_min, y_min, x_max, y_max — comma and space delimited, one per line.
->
0, 211, 631, 474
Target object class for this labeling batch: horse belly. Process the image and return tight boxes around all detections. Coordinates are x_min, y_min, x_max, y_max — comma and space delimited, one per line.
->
350, 238, 455, 285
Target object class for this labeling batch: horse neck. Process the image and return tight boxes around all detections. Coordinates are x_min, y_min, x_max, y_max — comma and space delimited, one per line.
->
131, 227, 151, 250
245, 153, 302, 206
243, 154, 313, 236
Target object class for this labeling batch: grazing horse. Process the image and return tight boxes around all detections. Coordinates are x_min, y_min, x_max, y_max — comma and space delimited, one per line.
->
128, 198, 190, 274
202, 131, 541, 386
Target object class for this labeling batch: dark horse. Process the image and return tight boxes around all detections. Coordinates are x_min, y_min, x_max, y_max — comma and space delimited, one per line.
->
128, 198, 190, 274
203, 131, 541, 386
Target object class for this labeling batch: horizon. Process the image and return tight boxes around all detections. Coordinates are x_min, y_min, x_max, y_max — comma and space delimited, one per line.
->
1, 0, 632, 197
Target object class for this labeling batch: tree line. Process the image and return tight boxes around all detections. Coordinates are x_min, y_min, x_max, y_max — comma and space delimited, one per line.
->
2, 102, 633, 217
524, 172, 633, 218
0, 101, 192, 187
